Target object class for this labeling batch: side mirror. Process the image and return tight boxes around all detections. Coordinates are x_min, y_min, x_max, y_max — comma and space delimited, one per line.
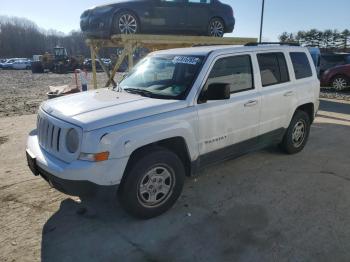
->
200, 83, 231, 103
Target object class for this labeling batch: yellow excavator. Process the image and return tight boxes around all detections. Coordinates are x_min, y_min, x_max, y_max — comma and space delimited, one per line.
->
32, 47, 84, 74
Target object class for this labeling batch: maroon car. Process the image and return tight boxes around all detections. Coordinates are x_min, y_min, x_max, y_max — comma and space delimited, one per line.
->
321, 64, 350, 90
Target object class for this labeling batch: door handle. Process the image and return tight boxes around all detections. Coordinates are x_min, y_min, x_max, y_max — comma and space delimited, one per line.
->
284, 91, 294, 97
244, 100, 258, 107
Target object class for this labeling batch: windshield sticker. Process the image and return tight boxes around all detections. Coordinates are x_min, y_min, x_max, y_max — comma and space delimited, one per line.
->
172, 56, 200, 65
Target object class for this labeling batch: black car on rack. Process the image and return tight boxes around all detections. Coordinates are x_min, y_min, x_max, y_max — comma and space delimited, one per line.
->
80, 0, 235, 38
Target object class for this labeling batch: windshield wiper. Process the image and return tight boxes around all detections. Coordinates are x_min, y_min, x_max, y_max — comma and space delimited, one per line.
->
124, 88, 154, 97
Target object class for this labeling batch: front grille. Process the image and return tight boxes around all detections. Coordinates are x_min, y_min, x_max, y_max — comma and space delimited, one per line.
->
37, 114, 62, 154
36, 109, 82, 163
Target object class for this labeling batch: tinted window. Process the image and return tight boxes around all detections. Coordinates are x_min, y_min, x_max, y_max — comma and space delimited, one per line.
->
257, 53, 290, 87
206, 55, 254, 93
188, 0, 211, 3
290, 52, 312, 79
162, 0, 183, 2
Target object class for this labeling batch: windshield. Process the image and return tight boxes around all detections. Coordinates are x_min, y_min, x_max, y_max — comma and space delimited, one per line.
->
119, 55, 204, 99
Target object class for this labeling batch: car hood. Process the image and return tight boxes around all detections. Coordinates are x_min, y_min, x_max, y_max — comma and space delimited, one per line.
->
41, 88, 187, 131
333, 64, 350, 70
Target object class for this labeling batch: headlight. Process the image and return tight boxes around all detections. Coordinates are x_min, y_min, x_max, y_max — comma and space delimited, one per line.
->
66, 128, 79, 153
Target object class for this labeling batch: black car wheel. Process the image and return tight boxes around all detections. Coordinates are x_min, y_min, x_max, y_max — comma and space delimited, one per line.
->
114, 11, 139, 35
118, 147, 185, 219
208, 18, 225, 37
280, 110, 310, 154
332, 75, 349, 91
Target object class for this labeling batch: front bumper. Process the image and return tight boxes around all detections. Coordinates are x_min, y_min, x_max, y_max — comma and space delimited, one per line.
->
26, 130, 129, 196
37, 163, 116, 197
225, 17, 235, 33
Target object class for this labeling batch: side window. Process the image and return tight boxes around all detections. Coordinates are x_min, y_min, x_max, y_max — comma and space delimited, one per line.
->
188, 0, 211, 3
290, 52, 313, 79
161, 0, 183, 3
206, 55, 254, 94
257, 52, 290, 87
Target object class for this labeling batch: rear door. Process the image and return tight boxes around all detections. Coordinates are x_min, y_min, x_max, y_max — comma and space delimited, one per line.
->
256, 51, 298, 136
185, 0, 211, 31
153, 0, 186, 32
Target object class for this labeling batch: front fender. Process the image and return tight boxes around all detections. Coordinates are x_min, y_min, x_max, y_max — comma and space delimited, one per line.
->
82, 107, 199, 161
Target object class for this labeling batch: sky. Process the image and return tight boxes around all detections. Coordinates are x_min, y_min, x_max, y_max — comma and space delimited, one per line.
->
1, 0, 350, 41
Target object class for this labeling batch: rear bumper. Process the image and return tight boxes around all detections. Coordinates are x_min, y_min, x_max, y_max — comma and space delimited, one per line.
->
225, 17, 235, 33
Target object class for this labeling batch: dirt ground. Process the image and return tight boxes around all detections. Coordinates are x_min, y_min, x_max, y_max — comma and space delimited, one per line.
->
0, 92, 350, 261
0, 70, 109, 117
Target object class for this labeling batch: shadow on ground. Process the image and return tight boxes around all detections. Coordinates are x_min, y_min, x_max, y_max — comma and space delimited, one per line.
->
319, 99, 350, 115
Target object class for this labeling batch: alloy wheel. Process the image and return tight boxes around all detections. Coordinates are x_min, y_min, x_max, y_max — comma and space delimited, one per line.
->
209, 20, 224, 37
137, 165, 175, 208
118, 14, 138, 34
292, 120, 306, 148
332, 77, 348, 91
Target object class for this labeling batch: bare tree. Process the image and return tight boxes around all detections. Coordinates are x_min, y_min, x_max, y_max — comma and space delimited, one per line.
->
0, 16, 89, 59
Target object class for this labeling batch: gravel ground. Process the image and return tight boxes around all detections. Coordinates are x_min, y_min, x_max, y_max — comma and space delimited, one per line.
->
0, 70, 110, 118
320, 87, 350, 101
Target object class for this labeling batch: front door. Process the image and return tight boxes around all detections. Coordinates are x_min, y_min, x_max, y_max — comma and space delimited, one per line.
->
196, 54, 261, 162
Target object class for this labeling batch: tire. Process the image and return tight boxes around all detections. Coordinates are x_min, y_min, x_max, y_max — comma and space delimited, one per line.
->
118, 147, 185, 219
280, 110, 311, 154
114, 11, 140, 35
208, 18, 225, 37
31, 62, 44, 74
332, 75, 349, 91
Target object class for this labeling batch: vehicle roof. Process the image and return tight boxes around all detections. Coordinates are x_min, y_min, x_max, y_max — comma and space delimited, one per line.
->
152, 45, 309, 56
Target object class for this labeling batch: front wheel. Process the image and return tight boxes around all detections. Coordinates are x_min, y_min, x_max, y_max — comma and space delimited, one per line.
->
114, 12, 139, 35
280, 110, 311, 154
118, 147, 185, 219
208, 18, 225, 37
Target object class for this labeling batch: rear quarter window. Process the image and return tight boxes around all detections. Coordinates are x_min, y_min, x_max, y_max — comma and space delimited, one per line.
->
290, 52, 313, 79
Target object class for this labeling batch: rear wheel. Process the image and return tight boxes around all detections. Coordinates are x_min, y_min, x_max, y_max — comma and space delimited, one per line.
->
332, 75, 349, 91
280, 110, 311, 154
118, 147, 185, 219
208, 18, 225, 37
114, 11, 139, 35
31, 62, 44, 74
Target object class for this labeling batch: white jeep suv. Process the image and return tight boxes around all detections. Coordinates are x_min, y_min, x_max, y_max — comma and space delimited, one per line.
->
26, 44, 320, 218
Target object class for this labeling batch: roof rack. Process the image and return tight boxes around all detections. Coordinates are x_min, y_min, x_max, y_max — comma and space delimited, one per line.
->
245, 42, 300, 47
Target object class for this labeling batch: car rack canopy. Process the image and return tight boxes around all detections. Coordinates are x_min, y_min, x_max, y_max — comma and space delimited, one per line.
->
86, 34, 258, 89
